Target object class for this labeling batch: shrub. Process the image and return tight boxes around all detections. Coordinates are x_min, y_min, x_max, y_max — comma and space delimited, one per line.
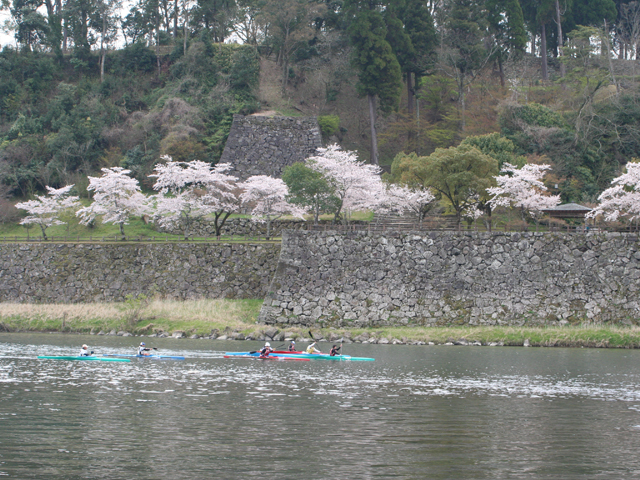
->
318, 115, 340, 138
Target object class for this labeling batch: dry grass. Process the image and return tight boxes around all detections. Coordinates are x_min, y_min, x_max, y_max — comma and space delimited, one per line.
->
0, 298, 263, 335
2, 301, 640, 347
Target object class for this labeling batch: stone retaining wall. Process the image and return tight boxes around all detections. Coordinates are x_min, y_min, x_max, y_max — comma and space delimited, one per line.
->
0, 243, 280, 303
220, 114, 322, 180
258, 231, 640, 327
158, 218, 310, 237
157, 218, 368, 237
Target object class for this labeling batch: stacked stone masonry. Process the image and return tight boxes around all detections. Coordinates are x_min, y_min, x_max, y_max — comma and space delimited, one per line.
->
158, 218, 368, 238
258, 231, 640, 327
220, 114, 322, 181
0, 243, 280, 303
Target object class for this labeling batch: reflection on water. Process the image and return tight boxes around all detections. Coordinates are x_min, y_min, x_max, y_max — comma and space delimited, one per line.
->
2, 333, 640, 479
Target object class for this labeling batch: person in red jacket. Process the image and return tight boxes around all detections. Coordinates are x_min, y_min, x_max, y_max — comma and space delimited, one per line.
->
259, 342, 273, 358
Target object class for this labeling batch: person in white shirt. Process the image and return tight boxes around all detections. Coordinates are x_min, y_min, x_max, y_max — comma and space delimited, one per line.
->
138, 342, 152, 356
306, 342, 322, 354
79, 344, 92, 356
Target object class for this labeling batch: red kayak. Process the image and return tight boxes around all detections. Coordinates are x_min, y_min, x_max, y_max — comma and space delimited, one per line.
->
223, 355, 310, 361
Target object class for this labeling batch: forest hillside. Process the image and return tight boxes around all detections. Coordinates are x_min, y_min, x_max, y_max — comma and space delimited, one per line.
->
2, 0, 640, 223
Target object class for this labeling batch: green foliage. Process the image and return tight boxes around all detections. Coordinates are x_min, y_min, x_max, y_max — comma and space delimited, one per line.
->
110, 43, 157, 75
486, 0, 527, 73
230, 47, 260, 91
118, 293, 150, 328
318, 115, 340, 137
499, 102, 566, 136
395, 0, 438, 75
460, 133, 526, 168
281, 162, 339, 224
391, 144, 498, 225
0, 42, 259, 196
347, 6, 402, 114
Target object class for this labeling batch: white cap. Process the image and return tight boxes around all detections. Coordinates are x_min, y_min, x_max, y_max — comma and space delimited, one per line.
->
265, 342, 271, 347
82, 344, 88, 349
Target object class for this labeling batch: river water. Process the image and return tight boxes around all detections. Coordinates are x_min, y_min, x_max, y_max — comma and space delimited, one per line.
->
2, 333, 640, 479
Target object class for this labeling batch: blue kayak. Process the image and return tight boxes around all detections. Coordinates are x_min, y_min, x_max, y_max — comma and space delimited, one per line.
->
224, 352, 374, 362
102, 354, 185, 360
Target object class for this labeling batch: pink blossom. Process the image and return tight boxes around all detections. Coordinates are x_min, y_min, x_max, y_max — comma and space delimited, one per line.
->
76, 167, 148, 237
149, 158, 239, 238
16, 185, 80, 240
240, 175, 307, 238
587, 161, 640, 222
306, 144, 385, 222
488, 163, 560, 220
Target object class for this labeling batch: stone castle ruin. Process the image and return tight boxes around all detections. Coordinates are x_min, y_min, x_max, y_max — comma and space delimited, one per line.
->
220, 114, 322, 180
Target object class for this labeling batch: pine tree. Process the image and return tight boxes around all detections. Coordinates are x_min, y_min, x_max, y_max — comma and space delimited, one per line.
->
442, 0, 489, 129
346, 1, 402, 165
486, 0, 527, 85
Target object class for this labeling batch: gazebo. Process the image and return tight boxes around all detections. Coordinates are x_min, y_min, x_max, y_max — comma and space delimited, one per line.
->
542, 203, 592, 219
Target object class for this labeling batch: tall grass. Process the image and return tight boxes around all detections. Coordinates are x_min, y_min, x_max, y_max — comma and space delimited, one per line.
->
2, 300, 640, 347
0, 299, 263, 335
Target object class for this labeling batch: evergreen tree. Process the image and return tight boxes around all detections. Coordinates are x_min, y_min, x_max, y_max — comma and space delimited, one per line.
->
486, 0, 527, 85
442, 0, 489, 129
346, 0, 402, 165
386, 0, 437, 144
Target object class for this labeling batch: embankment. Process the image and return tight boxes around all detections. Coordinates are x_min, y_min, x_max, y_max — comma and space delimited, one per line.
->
0, 242, 280, 303
259, 230, 640, 327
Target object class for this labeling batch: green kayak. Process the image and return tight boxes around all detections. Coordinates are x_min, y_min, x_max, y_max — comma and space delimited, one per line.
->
37, 356, 130, 362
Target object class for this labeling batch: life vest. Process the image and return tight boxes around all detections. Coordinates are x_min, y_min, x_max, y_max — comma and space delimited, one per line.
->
260, 347, 272, 357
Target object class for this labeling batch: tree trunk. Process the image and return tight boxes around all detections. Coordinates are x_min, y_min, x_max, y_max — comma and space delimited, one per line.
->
282, 53, 289, 96
407, 73, 415, 146
555, 0, 566, 77
213, 211, 231, 236
458, 71, 466, 130
407, 73, 414, 115
604, 19, 618, 94
100, 15, 106, 83
368, 94, 379, 165
498, 57, 505, 87
40, 224, 48, 241
183, 7, 188, 55
541, 23, 548, 81
174, 0, 178, 38
119, 223, 125, 239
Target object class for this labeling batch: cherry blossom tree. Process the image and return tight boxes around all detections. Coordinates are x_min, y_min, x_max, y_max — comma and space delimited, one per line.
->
587, 161, 640, 224
389, 185, 436, 224
150, 158, 239, 239
371, 184, 436, 227
306, 144, 384, 224
76, 167, 148, 239
487, 163, 560, 223
16, 185, 80, 240
461, 199, 484, 229
239, 175, 307, 239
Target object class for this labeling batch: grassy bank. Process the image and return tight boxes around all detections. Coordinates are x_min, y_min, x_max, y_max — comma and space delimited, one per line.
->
2, 299, 640, 348
0, 299, 264, 336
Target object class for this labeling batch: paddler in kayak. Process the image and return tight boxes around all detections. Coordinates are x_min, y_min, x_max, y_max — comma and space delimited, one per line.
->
259, 342, 273, 358
306, 342, 322, 354
288, 340, 296, 352
79, 344, 93, 356
329, 345, 341, 356
138, 342, 152, 356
